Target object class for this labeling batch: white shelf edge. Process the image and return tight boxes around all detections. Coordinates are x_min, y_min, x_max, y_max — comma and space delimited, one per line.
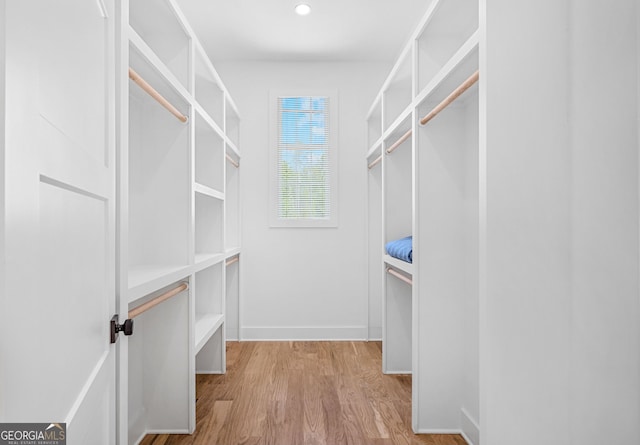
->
225, 139, 241, 159
194, 183, 225, 201
379, 42, 414, 101
225, 94, 242, 121
384, 254, 414, 276
194, 253, 226, 272
224, 247, 241, 258
366, 0, 442, 117
128, 26, 192, 105
412, 0, 447, 44
382, 106, 413, 144
128, 264, 192, 304
415, 30, 479, 107
366, 95, 383, 122
195, 313, 225, 353
366, 138, 384, 160
193, 102, 225, 140
193, 41, 226, 96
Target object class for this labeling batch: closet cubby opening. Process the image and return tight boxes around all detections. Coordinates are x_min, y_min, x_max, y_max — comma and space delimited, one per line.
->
367, 143, 383, 341
128, 282, 190, 443
194, 263, 224, 354
415, 81, 479, 430
194, 50, 225, 130
383, 269, 412, 374
225, 150, 241, 251
382, 50, 413, 132
195, 110, 225, 194
416, 0, 478, 95
367, 144, 383, 170
128, 51, 190, 294
383, 114, 413, 250
129, 0, 190, 90
194, 192, 224, 264
366, 98, 383, 151
417, 46, 479, 121
225, 97, 241, 150
225, 256, 240, 341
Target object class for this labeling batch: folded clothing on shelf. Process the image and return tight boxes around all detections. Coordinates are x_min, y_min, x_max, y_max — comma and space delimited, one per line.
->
385, 236, 412, 263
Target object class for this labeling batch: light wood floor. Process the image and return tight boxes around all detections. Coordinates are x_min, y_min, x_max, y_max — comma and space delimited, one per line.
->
141, 341, 467, 445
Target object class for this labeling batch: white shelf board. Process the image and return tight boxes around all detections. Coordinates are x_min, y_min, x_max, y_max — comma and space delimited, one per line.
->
366, 139, 383, 160
379, 42, 414, 104
415, 31, 479, 108
225, 93, 241, 120
384, 255, 414, 275
193, 102, 225, 140
195, 313, 225, 353
382, 106, 413, 145
128, 26, 191, 105
194, 183, 224, 201
224, 247, 241, 258
225, 139, 241, 159
194, 252, 226, 272
128, 263, 192, 304
366, 96, 383, 122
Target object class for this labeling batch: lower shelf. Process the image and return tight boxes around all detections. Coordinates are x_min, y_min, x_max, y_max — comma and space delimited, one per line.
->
195, 313, 224, 353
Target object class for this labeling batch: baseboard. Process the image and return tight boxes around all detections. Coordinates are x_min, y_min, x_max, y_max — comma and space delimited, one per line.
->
416, 428, 464, 434
460, 408, 480, 445
239, 325, 368, 340
383, 369, 412, 375
133, 429, 190, 445
196, 370, 224, 375
133, 431, 146, 445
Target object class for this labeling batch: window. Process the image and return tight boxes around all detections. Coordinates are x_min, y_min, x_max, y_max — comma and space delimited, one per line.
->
270, 91, 338, 227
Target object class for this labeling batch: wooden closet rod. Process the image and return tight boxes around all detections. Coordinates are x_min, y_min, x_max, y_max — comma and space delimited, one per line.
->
226, 256, 239, 267
386, 128, 413, 154
128, 282, 189, 319
419, 70, 479, 126
386, 268, 413, 286
128, 68, 189, 124
226, 153, 240, 168
368, 155, 382, 169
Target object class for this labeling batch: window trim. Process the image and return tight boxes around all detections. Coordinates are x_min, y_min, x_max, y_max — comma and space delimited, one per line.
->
269, 89, 339, 228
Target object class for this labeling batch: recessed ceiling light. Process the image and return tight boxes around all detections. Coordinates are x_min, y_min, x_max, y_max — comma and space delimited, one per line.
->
295, 3, 311, 16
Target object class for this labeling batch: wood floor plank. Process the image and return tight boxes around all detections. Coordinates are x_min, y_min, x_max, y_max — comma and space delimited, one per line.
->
142, 341, 469, 445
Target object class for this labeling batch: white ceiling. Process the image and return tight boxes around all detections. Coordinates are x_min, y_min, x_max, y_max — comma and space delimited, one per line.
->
175, 0, 434, 63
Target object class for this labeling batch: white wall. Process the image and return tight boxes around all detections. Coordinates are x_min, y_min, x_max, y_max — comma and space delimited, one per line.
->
569, 1, 640, 442
481, 1, 640, 444
216, 61, 388, 340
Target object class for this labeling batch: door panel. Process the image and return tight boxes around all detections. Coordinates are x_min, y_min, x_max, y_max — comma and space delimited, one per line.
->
1, 0, 116, 442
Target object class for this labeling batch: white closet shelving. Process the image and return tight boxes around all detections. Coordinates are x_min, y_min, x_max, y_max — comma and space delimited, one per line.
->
366, 0, 479, 440
117, 0, 241, 443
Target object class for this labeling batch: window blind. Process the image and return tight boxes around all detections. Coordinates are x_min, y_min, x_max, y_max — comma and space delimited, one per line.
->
277, 96, 330, 220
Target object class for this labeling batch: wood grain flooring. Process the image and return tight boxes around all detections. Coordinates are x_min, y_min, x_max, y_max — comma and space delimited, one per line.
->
140, 341, 467, 445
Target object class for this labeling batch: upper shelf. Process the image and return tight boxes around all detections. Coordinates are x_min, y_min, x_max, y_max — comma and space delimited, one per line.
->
129, 0, 190, 91
383, 49, 412, 132
416, 0, 478, 94
416, 35, 479, 115
194, 46, 225, 130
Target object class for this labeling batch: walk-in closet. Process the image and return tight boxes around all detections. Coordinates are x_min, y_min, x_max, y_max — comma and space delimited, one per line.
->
1, 1, 639, 444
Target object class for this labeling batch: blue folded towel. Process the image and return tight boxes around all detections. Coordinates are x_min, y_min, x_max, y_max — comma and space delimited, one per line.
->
385, 236, 413, 263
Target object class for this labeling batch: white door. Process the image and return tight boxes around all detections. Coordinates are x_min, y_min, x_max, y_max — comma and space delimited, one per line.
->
1, 1, 118, 443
